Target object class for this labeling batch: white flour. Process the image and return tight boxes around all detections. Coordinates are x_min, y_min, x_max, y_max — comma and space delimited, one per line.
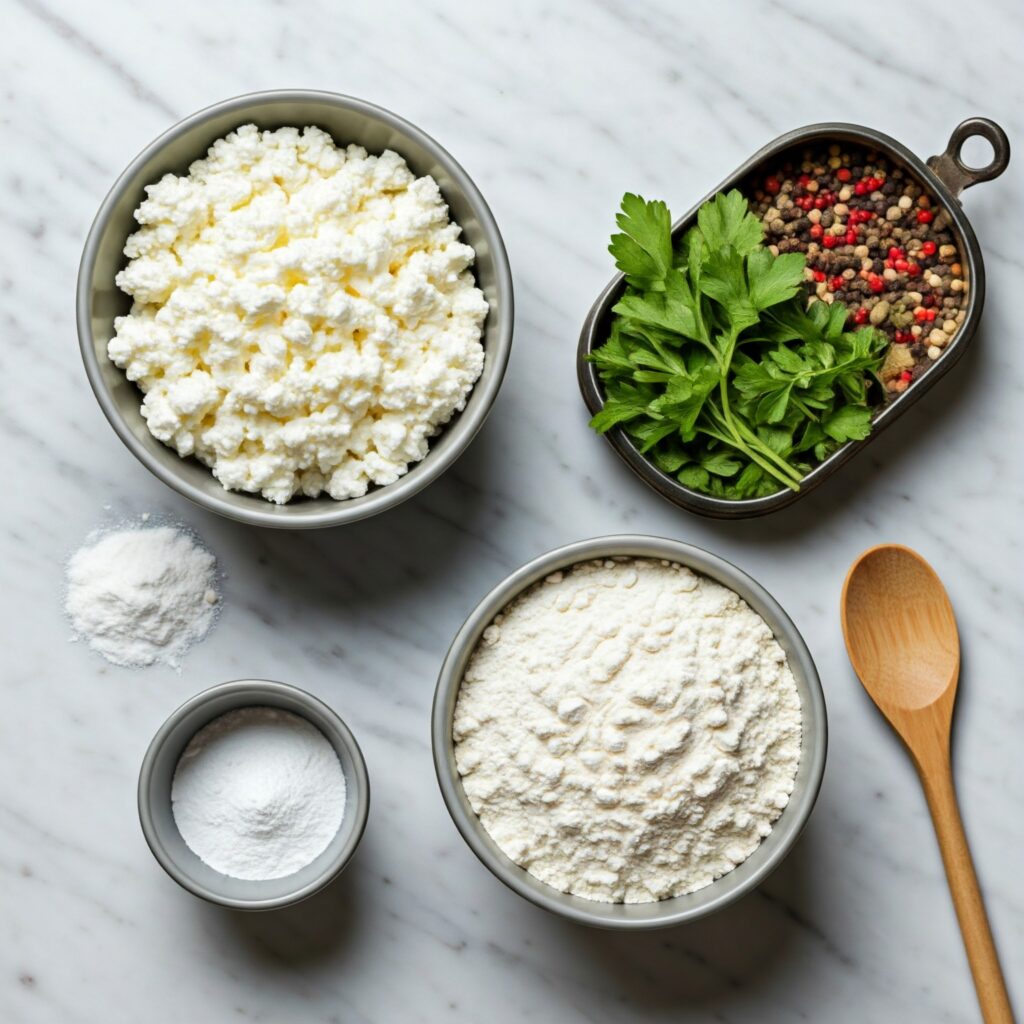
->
65, 523, 219, 669
171, 707, 347, 880
453, 558, 802, 903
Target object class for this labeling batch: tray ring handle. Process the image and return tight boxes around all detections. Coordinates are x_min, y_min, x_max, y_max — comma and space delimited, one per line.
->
927, 118, 1011, 196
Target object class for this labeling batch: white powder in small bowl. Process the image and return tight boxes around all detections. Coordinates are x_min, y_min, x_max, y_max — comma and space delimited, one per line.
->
65, 523, 219, 670
171, 707, 347, 881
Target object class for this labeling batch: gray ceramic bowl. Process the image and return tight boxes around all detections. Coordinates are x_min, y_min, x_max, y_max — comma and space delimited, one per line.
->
432, 535, 827, 929
78, 90, 514, 529
138, 679, 369, 910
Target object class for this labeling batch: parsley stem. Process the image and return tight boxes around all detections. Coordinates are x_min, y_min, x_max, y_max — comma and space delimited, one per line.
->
706, 405, 802, 492
730, 416, 803, 486
714, 332, 803, 489
790, 395, 818, 421
703, 420, 801, 493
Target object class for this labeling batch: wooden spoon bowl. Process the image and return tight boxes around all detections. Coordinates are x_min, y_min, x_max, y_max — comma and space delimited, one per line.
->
842, 544, 959, 729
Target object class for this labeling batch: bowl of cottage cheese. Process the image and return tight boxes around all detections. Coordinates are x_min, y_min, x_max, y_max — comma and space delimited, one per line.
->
78, 90, 513, 528
432, 535, 827, 929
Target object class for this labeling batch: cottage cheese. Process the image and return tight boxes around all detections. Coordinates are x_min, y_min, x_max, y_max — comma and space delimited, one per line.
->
109, 124, 487, 503
453, 558, 802, 904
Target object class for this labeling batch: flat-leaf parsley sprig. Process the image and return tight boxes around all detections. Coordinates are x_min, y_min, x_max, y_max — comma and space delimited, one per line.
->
589, 190, 889, 499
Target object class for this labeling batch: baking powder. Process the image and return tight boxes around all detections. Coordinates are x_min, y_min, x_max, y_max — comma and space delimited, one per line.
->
171, 707, 347, 881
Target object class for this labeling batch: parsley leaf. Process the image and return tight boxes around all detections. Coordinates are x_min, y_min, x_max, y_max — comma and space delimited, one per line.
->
822, 404, 874, 442
692, 190, 764, 257
747, 250, 806, 310
609, 193, 673, 291
613, 269, 699, 338
588, 381, 652, 432
700, 247, 757, 332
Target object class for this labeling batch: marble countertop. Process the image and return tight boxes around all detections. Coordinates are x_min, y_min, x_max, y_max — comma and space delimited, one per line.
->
2, 1, 1022, 1020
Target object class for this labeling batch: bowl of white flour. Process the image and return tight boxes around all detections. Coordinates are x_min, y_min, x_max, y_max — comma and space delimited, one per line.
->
139, 679, 369, 909
78, 90, 513, 528
432, 535, 826, 929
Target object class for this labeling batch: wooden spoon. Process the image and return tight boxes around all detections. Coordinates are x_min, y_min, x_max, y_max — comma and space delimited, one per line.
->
841, 544, 1014, 1023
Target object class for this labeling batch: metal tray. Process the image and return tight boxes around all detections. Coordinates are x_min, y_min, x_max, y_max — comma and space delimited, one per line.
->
577, 119, 1010, 519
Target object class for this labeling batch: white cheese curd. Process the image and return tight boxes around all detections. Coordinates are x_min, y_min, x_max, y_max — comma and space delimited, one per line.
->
109, 124, 488, 503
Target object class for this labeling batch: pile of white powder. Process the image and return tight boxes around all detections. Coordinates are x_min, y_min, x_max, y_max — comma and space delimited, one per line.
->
65, 523, 219, 669
453, 558, 802, 904
171, 707, 347, 880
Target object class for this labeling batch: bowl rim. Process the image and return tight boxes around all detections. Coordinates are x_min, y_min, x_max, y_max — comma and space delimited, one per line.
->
137, 678, 370, 910
77, 88, 514, 529
431, 534, 827, 929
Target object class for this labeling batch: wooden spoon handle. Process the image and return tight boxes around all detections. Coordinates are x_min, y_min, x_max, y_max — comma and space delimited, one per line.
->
918, 757, 1015, 1023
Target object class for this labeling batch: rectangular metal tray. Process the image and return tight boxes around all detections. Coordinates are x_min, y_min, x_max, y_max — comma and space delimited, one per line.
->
577, 119, 1010, 519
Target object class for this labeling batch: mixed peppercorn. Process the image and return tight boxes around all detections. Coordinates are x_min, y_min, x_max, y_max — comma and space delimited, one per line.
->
749, 146, 966, 395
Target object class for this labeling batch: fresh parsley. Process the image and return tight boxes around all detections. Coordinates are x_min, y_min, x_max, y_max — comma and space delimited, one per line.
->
588, 190, 889, 499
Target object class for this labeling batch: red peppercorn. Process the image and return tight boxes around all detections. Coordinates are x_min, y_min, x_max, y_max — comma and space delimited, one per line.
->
907, 262, 921, 277
809, 224, 824, 240
917, 209, 934, 224
914, 308, 929, 323
868, 274, 884, 293
900, 370, 913, 382
765, 176, 781, 195
814, 195, 828, 209
837, 167, 852, 182
888, 246, 903, 260
813, 270, 826, 283
921, 240, 937, 256
823, 234, 838, 249
854, 181, 868, 195
845, 229, 857, 245
853, 308, 869, 325
830, 275, 844, 291
884, 259, 895, 270
895, 258, 909, 272
798, 174, 812, 187
926, 309, 937, 322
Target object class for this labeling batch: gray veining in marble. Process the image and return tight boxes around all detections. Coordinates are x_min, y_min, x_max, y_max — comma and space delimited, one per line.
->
1, 0, 1022, 1021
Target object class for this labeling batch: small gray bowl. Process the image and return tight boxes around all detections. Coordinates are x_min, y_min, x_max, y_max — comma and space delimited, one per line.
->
138, 679, 369, 911
432, 535, 827, 929
78, 89, 514, 529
